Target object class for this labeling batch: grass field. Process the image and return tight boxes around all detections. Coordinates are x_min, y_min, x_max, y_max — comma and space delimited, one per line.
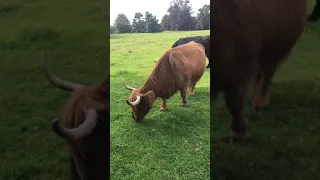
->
212, 1, 320, 180
110, 30, 210, 179
0, 0, 108, 179
2, 0, 320, 179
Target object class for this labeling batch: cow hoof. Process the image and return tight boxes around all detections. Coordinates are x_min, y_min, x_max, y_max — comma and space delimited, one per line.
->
189, 94, 194, 97
230, 137, 247, 146
230, 132, 247, 146
181, 103, 188, 107
252, 97, 269, 112
252, 101, 267, 112
160, 107, 167, 111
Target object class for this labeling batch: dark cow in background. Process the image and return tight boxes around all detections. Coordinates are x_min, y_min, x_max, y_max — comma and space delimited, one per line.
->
211, 0, 307, 144
307, 0, 320, 21
172, 35, 211, 68
124, 41, 207, 121
41, 55, 109, 180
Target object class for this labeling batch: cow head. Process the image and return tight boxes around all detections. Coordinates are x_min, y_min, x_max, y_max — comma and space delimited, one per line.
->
41, 53, 109, 180
123, 81, 155, 122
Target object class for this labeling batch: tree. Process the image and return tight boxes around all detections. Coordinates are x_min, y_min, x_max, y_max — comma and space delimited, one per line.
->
110, 26, 115, 34
160, 14, 171, 31
196, 4, 210, 30
167, 0, 196, 31
132, 12, 146, 33
114, 13, 132, 33
144, 11, 162, 33
190, 16, 197, 30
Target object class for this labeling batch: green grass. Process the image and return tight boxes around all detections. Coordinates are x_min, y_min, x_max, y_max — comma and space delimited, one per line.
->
212, 1, 320, 180
0, 0, 108, 179
110, 30, 210, 179
2, 0, 320, 179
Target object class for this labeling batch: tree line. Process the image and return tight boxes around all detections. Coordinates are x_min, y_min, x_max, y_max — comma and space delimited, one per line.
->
110, 0, 210, 34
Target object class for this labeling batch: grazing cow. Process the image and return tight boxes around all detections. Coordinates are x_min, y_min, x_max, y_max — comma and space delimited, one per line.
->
211, 0, 307, 144
124, 41, 207, 121
172, 35, 211, 68
41, 55, 109, 180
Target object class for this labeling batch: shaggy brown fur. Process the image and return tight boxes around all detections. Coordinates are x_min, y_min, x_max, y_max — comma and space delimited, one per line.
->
60, 76, 109, 180
211, 0, 307, 144
124, 41, 207, 121
42, 56, 109, 180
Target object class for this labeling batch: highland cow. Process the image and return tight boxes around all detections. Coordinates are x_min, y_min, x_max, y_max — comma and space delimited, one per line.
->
211, 0, 307, 144
172, 35, 210, 68
124, 41, 207, 121
41, 55, 109, 180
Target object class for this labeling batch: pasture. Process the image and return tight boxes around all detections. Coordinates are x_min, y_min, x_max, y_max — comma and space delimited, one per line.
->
212, 1, 320, 180
0, 0, 108, 179
110, 30, 210, 179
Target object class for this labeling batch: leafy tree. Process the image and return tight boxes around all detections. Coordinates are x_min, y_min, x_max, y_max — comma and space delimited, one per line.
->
167, 0, 196, 31
144, 11, 162, 33
196, 4, 210, 30
160, 14, 171, 31
114, 13, 132, 33
110, 26, 115, 34
190, 16, 197, 30
132, 12, 146, 33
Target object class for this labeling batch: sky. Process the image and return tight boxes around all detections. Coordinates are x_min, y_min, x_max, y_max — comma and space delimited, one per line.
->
110, 0, 210, 25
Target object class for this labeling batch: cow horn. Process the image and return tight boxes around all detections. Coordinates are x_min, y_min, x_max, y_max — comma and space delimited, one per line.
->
122, 80, 136, 90
52, 108, 98, 141
127, 96, 141, 106
41, 51, 86, 92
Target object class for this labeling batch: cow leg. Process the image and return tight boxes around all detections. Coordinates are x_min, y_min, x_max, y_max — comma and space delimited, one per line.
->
252, 71, 262, 88
180, 88, 188, 107
252, 66, 276, 111
224, 84, 248, 145
308, 0, 320, 21
206, 58, 210, 68
189, 83, 197, 97
160, 98, 167, 111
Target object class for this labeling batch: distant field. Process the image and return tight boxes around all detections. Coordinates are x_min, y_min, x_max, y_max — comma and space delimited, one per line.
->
212, 1, 320, 180
110, 30, 210, 179
0, 0, 108, 179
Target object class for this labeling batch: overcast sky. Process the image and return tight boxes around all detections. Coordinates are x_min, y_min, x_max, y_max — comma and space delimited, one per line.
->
110, 0, 210, 25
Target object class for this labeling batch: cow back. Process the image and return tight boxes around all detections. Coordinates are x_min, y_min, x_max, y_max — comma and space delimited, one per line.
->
167, 42, 207, 87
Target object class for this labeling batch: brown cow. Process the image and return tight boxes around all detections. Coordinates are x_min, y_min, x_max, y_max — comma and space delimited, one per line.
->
41, 54, 109, 180
211, 0, 307, 144
124, 41, 207, 121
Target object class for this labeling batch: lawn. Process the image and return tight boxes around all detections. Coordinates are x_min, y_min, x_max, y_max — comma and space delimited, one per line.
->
212, 1, 320, 180
110, 30, 210, 179
0, 0, 108, 179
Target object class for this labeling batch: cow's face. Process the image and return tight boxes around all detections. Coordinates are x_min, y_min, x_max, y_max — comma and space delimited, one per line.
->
54, 94, 109, 180
127, 90, 155, 122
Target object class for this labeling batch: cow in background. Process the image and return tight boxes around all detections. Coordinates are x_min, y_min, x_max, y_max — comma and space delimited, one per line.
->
307, 0, 320, 21
172, 35, 211, 68
211, 0, 307, 144
124, 41, 207, 121
41, 54, 109, 180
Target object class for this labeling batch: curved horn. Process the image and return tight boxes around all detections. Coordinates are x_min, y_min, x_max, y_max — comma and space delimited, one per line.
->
41, 52, 86, 92
52, 108, 98, 141
122, 80, 136, 90
127, 96, 141, 106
